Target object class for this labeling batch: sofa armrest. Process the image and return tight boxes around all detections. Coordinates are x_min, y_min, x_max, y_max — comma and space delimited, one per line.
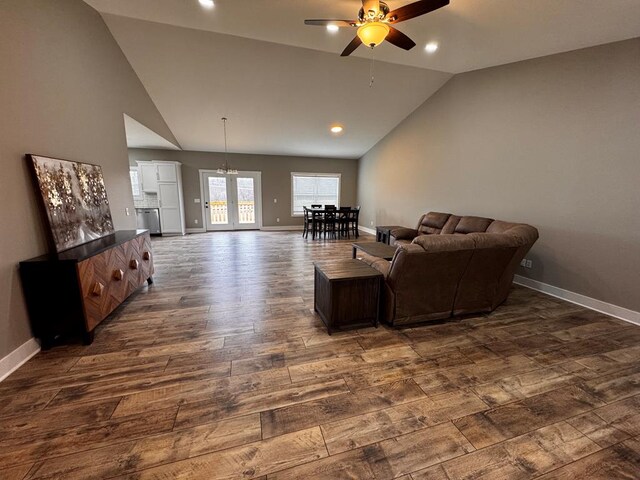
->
357, 252, 391, 278
390, 227, 419, 241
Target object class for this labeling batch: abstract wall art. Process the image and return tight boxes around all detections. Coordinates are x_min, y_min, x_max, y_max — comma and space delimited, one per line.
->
27, 154, 114, 253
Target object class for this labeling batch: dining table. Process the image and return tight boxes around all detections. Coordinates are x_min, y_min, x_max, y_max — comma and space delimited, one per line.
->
305, 207, 360, 240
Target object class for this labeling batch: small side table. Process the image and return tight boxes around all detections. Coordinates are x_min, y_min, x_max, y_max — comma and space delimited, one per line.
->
375, 225, 403, 244
314, 260, 382, 335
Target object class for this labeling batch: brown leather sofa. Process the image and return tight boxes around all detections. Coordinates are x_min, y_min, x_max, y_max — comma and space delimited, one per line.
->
360, 212, 538, 326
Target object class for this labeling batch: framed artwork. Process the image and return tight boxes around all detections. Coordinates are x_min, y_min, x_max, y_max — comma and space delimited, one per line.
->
27, 154, 115, 253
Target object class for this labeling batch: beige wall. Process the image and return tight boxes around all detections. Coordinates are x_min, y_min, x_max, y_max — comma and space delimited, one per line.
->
0, 0, 178, 359
128, 149, 358, 228
358, 38, 640, 312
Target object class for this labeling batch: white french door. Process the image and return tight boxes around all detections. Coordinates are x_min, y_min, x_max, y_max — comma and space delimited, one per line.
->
201, 171, 262, 231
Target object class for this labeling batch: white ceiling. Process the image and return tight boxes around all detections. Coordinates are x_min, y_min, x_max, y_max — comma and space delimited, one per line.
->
85, 0, 640, 158
85, 0, 640, 73
102, 14, 451, 158
123, 114, 180, 150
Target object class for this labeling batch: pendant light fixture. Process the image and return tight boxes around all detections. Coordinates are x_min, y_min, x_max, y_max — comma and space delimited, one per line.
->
217, 117, 238, 175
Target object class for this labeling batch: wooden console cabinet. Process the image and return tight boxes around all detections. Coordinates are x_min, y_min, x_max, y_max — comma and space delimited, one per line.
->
20, 230, 154, 348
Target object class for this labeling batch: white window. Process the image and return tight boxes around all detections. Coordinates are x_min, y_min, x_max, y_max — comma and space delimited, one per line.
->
291, 173, 341, 216
129, 167, 142, 199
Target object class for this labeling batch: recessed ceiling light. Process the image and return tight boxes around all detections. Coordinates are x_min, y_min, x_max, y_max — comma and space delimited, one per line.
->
199, 0, 214, 9
330, 125, 344, 134
425, 42, 439, 53
326, 24, 340, 33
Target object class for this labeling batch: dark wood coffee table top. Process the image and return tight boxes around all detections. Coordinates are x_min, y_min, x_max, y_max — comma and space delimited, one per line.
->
352, 242, 397, 261
314, 259, 383, 281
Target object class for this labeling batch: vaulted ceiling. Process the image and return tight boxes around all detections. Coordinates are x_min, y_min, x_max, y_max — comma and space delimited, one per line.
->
85, 0, 640, 158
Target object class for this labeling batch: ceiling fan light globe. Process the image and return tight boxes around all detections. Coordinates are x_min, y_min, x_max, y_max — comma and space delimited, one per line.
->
357, 22, 390, 47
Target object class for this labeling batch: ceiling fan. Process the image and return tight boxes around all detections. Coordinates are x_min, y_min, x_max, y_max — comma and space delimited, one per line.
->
304, 0, 449, 57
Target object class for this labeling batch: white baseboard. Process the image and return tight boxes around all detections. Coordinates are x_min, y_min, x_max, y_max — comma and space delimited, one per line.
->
186, 228, 206, 234
514, 275, 640, 326
260, 226, 304, 231
0, 338, 40, 383
358, 225, 376, 235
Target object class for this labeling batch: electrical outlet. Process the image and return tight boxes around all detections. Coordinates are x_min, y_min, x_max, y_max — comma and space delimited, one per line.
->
125, 207, 130, 216
276, 218, 280, 223
370, 221, 374, 226
194, 219, 198, 224
274, 198, 277, 203
526, 259, 533, 269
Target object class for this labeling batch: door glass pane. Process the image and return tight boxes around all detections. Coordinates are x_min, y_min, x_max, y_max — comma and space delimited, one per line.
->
236, 177, 255, 224
208, 177, 228, 225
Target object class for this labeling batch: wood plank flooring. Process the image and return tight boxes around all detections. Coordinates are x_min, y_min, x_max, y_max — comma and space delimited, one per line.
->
1, 231, 639, 479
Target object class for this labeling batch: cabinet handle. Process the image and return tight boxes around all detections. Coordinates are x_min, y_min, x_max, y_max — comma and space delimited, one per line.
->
112, 269, 124, 281
129, 259, 139, 270
91, 282, 105, 297
143, 251, 151, 261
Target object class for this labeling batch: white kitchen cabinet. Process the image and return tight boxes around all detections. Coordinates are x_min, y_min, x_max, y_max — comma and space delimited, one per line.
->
158, 182, 182, 233
139, 162, 158, 193
136, 161, 185, 235
157, 163, 178, 182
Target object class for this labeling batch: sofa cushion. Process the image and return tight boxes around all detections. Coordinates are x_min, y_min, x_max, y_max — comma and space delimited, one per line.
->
413, 234, 476, 252
455, 216, 494, 234
467, 232, 524, 249
441, 215, 461, 234
417, 212, 451, 234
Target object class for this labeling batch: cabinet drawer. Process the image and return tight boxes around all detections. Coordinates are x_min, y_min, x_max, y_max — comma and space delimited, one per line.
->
77, 246, 129, 331
121, 234, 153, 295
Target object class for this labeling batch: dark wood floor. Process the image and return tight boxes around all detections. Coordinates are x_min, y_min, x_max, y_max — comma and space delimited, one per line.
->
1, 231, 639, 479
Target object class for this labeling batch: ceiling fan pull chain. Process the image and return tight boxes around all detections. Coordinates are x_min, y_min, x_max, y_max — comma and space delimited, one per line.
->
369, 47, 375, 88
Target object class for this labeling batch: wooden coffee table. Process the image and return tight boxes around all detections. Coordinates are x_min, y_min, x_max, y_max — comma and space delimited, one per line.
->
352, 242, 397, 260
314, 260, 382, 334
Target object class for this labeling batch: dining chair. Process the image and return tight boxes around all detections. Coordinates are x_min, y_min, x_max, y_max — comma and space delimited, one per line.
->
302, 206, 314, 239
311, 204, 322, 208
323, 206, 337, 239
311, 209, 324, 239
347, 206, 360, 239
338, 207, 351, 238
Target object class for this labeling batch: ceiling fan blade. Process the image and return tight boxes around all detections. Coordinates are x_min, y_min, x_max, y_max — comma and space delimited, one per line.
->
388, 0, 449, 23
304, 19, 357, 27
385, 26, 416, 51
341, 36, 363, 57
